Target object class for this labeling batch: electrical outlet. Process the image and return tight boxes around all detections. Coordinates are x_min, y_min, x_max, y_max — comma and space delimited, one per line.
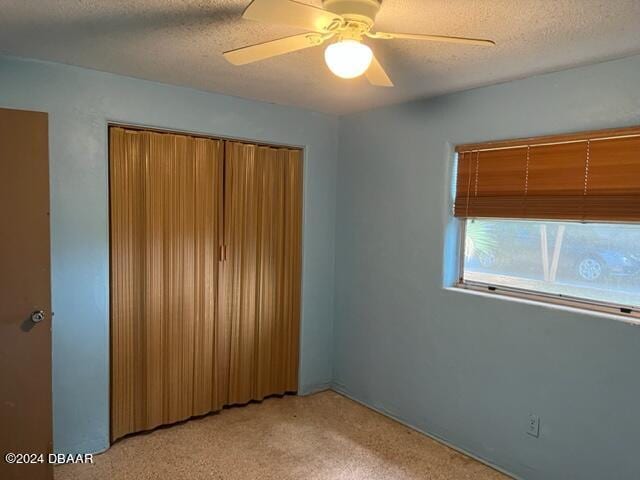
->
527, 414, 540, 437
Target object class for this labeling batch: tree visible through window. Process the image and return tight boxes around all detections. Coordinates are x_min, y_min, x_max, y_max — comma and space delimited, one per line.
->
462, 219, 640, 309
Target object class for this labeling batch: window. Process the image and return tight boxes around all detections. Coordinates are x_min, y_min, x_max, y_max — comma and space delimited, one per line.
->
461, 219, 640, 313
453, 126, 640, 317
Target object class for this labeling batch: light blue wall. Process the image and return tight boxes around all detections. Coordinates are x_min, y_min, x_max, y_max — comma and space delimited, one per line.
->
0, 56, 338, 455
334, 55, 640, 480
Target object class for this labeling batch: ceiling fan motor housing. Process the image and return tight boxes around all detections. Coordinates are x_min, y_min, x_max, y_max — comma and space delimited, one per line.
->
323, 0, 381, 28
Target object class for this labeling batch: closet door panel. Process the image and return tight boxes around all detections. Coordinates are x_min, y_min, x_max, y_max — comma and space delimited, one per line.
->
110, 128, 144, 440
281, 149, 302, 393
191, 138, 225, 416
159, 133, 196, 425
223, 142, 259, 405
223, 142, 302, 405
141, 131, 164, 432
254, 146, 283, 400
110, 128, 222, 440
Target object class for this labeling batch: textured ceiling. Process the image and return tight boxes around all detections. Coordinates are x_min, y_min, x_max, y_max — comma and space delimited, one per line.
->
1, 0, 640, 114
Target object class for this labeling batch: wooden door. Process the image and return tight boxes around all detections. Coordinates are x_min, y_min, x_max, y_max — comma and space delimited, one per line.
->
109, 127, 224, 441
0, 108, 52, 480
222, 141, 302, 405
110, 129, 303, 440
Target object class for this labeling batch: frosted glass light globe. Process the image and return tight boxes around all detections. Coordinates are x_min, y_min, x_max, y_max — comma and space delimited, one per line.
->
324, 40, 373, 79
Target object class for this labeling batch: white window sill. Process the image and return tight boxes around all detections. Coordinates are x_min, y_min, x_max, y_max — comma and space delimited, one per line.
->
445, 284, 640, 327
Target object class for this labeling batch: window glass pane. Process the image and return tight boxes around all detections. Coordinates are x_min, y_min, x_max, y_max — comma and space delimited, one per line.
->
463, 219, 640, 308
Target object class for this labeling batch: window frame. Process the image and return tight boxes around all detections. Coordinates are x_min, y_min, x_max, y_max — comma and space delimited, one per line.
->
455, 218, 640, 321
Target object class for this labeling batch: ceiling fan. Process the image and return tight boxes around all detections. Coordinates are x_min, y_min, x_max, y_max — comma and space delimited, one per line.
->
223, 0, 495, 87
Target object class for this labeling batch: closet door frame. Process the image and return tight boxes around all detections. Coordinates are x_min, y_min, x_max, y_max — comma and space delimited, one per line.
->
106, 121, 305, 442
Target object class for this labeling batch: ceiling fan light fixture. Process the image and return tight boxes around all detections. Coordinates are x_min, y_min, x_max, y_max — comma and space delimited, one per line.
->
224, 0, 495, 87
324, 39, 373, 79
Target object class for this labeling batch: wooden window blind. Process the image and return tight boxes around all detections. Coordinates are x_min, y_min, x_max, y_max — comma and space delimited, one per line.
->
454, 126, 640, 221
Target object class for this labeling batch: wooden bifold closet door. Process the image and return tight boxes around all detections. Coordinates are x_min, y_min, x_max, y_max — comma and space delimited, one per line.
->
110, 127, 302, 441
222, 142, 302, 405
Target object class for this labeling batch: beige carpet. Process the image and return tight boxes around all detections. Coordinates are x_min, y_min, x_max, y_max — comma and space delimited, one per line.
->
55, 391, 509, 480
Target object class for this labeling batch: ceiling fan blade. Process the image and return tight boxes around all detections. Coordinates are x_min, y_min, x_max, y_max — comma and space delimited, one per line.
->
243, 0, 344, 33
365, 55, 393, 87
224, 33, 326, 65
372, 31, 495, 47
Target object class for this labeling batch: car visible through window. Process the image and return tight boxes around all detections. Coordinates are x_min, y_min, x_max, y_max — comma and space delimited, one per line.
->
462, 219, 640, 311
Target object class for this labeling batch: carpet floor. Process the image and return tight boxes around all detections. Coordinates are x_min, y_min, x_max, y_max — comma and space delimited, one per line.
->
55, 390, 509, 480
